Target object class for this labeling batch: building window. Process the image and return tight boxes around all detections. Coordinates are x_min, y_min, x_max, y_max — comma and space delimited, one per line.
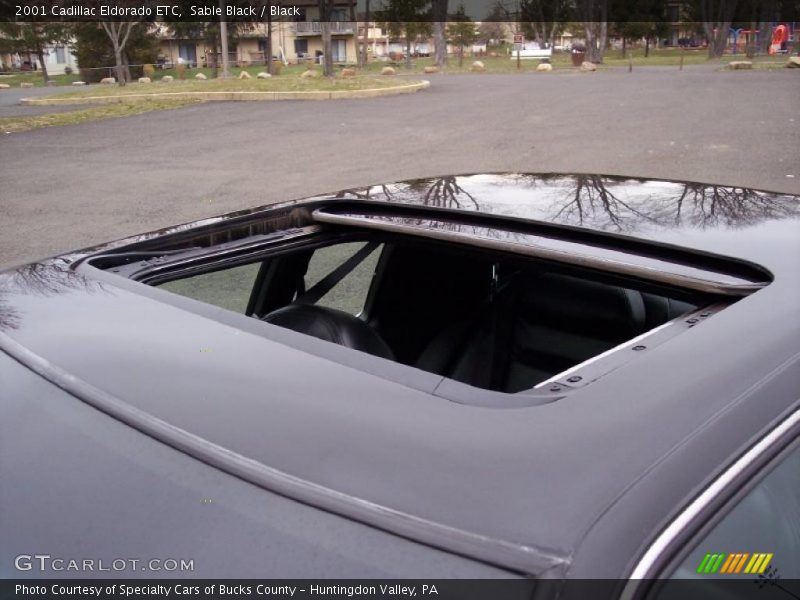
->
331, 39, 347, 62
294, 39, 308, 56
55, 46, 66, 64
178, 44, 197, 67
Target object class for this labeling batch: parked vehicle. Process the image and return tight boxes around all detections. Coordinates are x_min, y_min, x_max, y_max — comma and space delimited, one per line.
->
413, 43, 432, 57
2, 174, 798, 595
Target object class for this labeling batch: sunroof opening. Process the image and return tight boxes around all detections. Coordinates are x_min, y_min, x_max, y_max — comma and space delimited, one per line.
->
97, 226, 734, 396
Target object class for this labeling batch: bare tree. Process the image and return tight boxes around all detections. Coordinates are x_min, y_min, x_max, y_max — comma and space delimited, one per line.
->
319, 0, 335, 76
219, 0, 231, 77
672, 183, 799, 228
478, 21, 507, 44
519, 0, 570, 49
265, 5, 274, 74
700, 0, 738, 57
360, 0, 371, 67
422, 177, 479, 209
340, 175, 800, 236
576, 0, 608, 63
0, 289, 20, 332
549, 176, 659, 231
347, 0, 358, 66
98, 22, 137, 85
755, 0, 778, 54
431, 0, 449, 67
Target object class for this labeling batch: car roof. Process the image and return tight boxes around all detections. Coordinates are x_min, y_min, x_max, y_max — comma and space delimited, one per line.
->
1, 173, 799, 578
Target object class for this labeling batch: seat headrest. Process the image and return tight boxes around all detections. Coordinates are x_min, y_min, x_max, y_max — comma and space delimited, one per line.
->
519, 273, 647, 338
262, 304, 395, 361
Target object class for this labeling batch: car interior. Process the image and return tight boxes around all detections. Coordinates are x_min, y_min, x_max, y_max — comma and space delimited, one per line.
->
154, 232, 702, 394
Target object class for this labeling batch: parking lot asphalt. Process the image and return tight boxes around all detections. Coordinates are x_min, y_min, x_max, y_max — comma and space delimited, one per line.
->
0, 85, 91, 117
1, 66, 798, 267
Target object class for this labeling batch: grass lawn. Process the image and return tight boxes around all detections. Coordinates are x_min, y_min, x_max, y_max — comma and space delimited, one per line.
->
127, 48, 722, 81
354, 47, 786, 73
48, 74, 405, 99
0, 71, 81, 87
0, 98, 199, 133
2, 48, 786, 91
3, 72, 419, 132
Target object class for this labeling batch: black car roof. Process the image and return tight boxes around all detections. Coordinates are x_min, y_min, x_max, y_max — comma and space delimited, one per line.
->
1, 174, 799, 578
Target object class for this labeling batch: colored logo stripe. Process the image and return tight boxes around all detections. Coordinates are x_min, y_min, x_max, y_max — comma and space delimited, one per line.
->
720, 554, 736, 573
697, 552, 773, 575
720, 553, 749, 573
733, 553, 750, 573
696, 553, 713, 573
697, 553, 726, 573
745, 553, 774, 574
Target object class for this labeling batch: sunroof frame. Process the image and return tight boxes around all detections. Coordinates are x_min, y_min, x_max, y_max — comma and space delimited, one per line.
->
78, 199, 758, 407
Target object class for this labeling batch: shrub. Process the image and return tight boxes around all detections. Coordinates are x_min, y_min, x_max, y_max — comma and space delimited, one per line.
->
143, 63, 155, 78
64, 65, 73, 75
176, 63, 187, 79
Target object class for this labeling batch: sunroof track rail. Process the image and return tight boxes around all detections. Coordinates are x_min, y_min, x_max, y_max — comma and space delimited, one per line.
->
312, 207, 767, 297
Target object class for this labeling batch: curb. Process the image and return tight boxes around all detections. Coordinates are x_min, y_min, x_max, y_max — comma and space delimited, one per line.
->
20, 80, 430, 106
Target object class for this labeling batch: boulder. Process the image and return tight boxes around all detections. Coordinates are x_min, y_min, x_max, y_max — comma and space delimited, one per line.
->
0, 83, 10, 89
728, 61, 752, 70
100, 77, 116, 84
340, 68, 356, 78
423, 66, 440, 74
71, 81, 86, 86
161, 75, 174, 82
195, 73, 207, 80
381, 66, 396, 76
537, 63, 553, 72
20, 82, 34, 88
785, 56, 800, 68
47, 80, 57, 86
580, 61, 597, 72
138, 77, 151, 84
489, 52, 499, 58
238, 71, 252, 79
301, 69, 320, 79
257, 71, 271, 79
470, 61, 485, 72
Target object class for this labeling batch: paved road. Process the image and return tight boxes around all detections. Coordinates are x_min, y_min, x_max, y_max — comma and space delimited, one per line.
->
1, 66, 798, 267
0, 85, 93, 117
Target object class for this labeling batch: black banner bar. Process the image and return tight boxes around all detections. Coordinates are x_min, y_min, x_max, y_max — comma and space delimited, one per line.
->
4, 579, 800, 600
1, 0, 798, 23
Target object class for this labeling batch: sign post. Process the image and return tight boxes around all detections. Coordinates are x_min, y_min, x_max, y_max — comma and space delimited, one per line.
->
514, 33, 523, 70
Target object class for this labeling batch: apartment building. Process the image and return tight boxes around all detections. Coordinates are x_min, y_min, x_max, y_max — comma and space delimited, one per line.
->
157, 1, 358, 67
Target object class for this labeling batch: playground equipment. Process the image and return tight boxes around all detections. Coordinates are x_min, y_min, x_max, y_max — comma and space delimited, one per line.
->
770, 24, 788, 54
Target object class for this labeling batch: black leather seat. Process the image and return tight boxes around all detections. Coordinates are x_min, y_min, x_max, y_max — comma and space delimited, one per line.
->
262, 304, 395, 361
416, 273, 665, 392
640, 292, 696, 329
